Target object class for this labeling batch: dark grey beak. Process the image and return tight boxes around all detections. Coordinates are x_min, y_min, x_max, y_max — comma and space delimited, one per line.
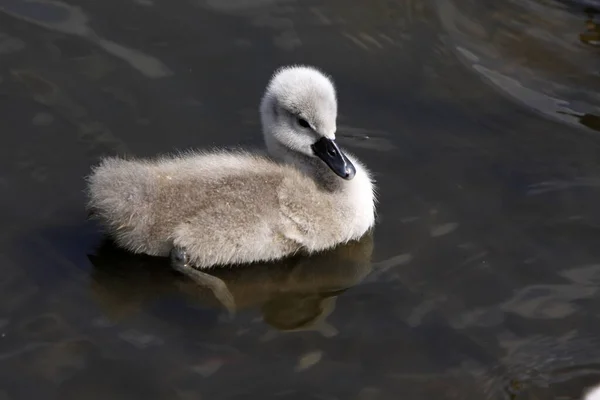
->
311, 137, 356, 180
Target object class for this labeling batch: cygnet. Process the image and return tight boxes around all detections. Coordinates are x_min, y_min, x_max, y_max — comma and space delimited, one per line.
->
86, 65, 376, 270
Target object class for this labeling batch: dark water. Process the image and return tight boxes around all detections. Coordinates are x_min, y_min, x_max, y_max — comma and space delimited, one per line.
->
1, 0, 600, 398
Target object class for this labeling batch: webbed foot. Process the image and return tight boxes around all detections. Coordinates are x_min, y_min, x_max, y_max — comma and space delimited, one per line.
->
170, 247, 236, 318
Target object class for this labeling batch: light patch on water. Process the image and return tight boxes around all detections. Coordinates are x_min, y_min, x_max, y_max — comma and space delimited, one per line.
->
191, 359, 225, 377
366, 253, 412, 283
462, 251, 488, 265
309, 7, 331, 25
527, 178, 600, 195
407, 298, 439, 327
430, 222, 458, 237
560, 264, 600, 285
455, 46, 479, 62
343, 32, 370, 51
95, 38, 171, 78
373, 253, 413, 270
296, 350, 322, 371
119, 329, 164, 348
359, 32, 384, 49
500, 284, 597, 319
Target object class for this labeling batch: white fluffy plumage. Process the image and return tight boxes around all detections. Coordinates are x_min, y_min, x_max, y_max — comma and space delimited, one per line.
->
86, 65, 376, 269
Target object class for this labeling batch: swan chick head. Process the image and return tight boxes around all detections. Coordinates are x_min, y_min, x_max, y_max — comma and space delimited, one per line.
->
260, 65, 355, 180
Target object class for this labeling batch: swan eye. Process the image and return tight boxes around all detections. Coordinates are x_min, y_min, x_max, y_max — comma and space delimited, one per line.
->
297, 118, 310, 128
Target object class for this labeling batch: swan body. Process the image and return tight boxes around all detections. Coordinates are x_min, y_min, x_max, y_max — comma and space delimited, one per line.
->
86, 65, 376, 269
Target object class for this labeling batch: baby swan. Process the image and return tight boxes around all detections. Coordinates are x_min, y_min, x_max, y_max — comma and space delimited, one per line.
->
86, 65, 376, 270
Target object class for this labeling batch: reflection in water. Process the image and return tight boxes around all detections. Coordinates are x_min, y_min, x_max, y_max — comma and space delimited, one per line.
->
0, 0, 171, 77
88, 233, 374, 335
439, 0, 600, 134
580, 9, 600, 46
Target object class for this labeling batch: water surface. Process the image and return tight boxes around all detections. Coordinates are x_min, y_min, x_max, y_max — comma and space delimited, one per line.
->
1, 0, 600, 398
